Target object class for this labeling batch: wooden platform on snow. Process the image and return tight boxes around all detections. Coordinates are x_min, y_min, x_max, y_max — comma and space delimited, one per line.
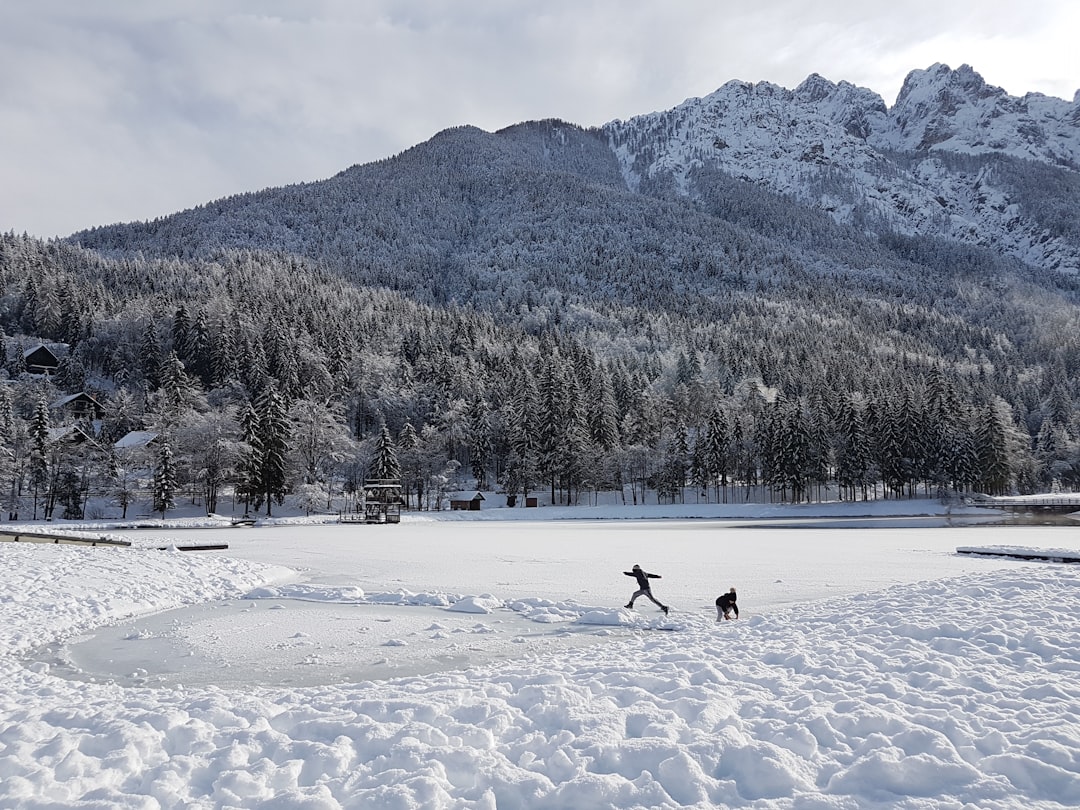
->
957, 546, 1080, 563
0, 529, 131, 547
967, 496, 1080, 514
155, 544, 230, 552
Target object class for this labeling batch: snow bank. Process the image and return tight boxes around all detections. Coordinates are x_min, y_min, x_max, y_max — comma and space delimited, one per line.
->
2, 538, 1079, 808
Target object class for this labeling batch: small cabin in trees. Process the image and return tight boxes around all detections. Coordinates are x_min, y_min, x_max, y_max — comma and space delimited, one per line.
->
449, 492, 485, 511
23, 344, 61, 375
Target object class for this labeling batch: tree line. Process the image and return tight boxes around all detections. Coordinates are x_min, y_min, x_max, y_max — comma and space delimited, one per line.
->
1, 224, 1078, 520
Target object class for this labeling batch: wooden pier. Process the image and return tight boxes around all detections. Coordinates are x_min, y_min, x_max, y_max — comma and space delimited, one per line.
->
0, 529, 130, 547
958, 546, 1080, 563
967, 497, 1080, 515
1, 529, 226, 551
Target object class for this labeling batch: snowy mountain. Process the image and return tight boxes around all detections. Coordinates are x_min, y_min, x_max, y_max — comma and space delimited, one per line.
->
72, 64, 1080, 284
6, 63, 1080, 512
60, 65, 1080, 447
606, 63, 1080, 273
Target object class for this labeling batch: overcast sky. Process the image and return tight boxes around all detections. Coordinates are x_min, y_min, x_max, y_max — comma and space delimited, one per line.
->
2, 0, 1076, 240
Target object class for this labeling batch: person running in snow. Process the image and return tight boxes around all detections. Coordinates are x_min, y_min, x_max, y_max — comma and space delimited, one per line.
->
624, 564, 668, 614
716, 587, 738, 621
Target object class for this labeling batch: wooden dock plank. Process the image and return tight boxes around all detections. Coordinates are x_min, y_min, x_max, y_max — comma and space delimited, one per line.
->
957, 546, 1080, 563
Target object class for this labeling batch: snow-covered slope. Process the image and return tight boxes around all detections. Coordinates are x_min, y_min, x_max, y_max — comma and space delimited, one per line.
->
605, 63, 1080, 273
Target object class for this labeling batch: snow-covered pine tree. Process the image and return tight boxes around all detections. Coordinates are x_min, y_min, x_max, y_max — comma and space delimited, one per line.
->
371, 420, 401, 481
397, 420, 420, 509
255, 382, 290, 516
975, 401, 1013, 496
157, 351, 197, 422
29, 395, 50, 520
467, 396, 491, 489
558, 372, 590, 504
236, 400, 261, 515
833, 395, 872, 501
587, 368, 620, 452
152, 439, 177, 519
171, 305, 192, 365
703, 405, 731, 503
139, 323, 162, 389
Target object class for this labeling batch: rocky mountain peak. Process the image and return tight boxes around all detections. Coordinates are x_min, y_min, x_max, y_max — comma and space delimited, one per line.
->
604, 63, 1080, 275
880, 63, 1078, 167
794, 72, 837, 102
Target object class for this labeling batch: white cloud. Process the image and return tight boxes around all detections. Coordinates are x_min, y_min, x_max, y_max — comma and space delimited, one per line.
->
0, 0, 1075, 238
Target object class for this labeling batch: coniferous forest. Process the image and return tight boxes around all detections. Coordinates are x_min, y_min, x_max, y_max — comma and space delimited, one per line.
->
3, 104, 1080, 518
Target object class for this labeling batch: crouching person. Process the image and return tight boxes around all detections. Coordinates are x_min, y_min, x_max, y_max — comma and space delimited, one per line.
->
716, 587, 738, 621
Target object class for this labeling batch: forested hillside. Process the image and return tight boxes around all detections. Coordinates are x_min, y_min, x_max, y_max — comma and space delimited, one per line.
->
2, 67, 1080, 518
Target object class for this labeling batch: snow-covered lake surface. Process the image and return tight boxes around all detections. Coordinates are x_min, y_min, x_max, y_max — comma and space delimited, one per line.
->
3, 500, 1080, 808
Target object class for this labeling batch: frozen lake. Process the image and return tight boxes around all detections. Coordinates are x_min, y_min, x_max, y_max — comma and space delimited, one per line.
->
42, 517, 1063, 688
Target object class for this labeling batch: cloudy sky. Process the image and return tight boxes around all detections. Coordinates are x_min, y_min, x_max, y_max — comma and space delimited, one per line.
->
2, 0, 1076, 239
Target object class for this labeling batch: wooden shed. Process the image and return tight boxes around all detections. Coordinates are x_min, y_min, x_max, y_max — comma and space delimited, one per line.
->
450, 492, 485, 511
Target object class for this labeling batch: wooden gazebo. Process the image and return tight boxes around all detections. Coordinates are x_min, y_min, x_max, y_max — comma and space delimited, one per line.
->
361, 479, 402, 524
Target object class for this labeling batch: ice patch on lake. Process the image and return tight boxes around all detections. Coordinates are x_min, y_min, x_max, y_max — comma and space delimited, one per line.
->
45, 584, 674, 688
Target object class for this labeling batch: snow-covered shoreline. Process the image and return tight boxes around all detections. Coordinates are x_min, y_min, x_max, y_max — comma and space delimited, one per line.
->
2, 504, 1079, 808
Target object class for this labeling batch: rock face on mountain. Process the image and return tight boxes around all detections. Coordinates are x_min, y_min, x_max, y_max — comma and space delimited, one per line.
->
605, 63, 1080, 273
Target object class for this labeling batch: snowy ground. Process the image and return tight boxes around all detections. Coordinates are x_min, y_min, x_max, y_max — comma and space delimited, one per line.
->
2, 500, 1080, 808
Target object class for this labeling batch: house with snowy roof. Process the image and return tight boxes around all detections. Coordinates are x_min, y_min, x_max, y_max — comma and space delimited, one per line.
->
113, 430, 159, 451
23, 344, 61, 375
50, 392, 105, 422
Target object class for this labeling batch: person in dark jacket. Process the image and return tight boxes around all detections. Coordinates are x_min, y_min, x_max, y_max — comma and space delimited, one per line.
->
624, 564, 668, 614
716, 587, 738, 621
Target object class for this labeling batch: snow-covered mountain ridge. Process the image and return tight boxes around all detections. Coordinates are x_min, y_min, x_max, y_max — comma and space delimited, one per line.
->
605, 63, 1080, 272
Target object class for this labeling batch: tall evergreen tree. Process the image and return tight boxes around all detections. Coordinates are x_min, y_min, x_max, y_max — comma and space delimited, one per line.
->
536, 357, 566, 502
588, 369, 621, 451
703, 406, 731, 502
152, 439, 177, 518
209, 314, 237, 388
157, 351, 198, 421
139, 323, 162, 389
372, 420, 402, 481
255, 383, 290, 515
29, 395, 50, 520
944, 418, 979, 494
466, 396, 491, 489
171, 305, 192, 365
558, 373, 591, 504
0, 387, 16, 519
397, 420, 420, 508
976, 402, 1013, 496
236, 401, 262, 515
834, 396, 872, 501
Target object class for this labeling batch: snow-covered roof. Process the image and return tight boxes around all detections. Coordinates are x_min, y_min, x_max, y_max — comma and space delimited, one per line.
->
50, 392, 103, 409
23, 343, 57, 358
45, 425, 93, 445
114, 430, 159, 450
